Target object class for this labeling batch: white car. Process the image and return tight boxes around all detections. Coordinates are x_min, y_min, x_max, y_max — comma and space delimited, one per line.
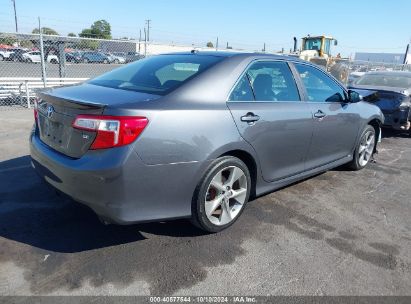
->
109, 52, 126, 64
0, 48, 14, 61
22, 51, 59, 64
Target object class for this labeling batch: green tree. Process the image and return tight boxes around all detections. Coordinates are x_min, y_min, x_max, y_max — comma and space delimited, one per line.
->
67, 32, 77, 37
19, 40, 34, 49
32, 27, 59, 35
0, 35, 17, 46
79, 20, 111, 39
76, 39, 99, 50
206, 41, 214, 48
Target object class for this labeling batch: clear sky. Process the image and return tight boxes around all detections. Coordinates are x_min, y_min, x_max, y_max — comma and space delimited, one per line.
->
0, 0, 409, 56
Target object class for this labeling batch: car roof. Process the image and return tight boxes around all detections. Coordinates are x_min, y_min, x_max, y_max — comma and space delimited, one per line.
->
160, 51, 306, 62
364, 71, 411, 77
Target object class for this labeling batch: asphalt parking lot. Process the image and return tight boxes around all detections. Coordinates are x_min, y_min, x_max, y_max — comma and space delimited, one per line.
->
0, 61, 120, 78
0, 109, 410, 296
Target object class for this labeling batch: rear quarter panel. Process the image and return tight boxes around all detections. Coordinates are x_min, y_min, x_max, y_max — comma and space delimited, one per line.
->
128, 101, 255, 165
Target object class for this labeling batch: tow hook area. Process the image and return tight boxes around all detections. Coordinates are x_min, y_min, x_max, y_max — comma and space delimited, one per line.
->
98, 216, 112, 225
399, 121, 411, 131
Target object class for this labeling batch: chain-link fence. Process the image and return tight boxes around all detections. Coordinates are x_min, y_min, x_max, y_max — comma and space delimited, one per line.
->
329, 59, 411, 86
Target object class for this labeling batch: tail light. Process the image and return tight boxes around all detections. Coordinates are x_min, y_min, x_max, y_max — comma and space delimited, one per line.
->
33, 98, 39, 124
72, 115, 148, 149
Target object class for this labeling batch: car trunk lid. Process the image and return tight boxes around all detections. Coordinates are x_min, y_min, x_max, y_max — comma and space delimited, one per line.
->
36, 83, 159, 158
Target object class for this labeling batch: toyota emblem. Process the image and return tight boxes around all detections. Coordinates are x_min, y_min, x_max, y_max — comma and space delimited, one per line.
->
46, 105, 54, 118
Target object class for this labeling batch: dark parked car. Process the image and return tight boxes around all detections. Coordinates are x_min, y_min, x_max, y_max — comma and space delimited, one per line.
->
349, 71, 411, 133
30, 52, 383, 232
65, 52, 82, 63
81, 52, 111, 63
125, 51, 144, 63
8, 48, 27, 62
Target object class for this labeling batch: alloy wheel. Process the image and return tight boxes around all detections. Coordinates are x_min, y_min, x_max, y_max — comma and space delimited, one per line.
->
358, 130, 375, 167
204, 166, 248, 226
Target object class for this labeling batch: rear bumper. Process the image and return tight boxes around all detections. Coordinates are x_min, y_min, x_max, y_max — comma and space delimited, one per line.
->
382, 107, 411, 130
30, 132, 208, 224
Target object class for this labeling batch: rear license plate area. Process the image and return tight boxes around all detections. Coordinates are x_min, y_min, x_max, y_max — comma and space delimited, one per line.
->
38, 113, 68, 148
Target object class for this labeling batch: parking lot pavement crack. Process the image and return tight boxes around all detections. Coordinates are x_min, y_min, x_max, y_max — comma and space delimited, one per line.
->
364, 181, 384, 195
381, 207, 389, 226
313, 255, 350, 296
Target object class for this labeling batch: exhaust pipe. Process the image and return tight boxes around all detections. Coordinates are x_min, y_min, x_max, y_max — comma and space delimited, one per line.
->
293, 37, 298, 52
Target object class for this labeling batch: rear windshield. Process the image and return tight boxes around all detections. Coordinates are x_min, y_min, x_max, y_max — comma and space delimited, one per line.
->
89, 54, 224, 95
355, 74, 411, 88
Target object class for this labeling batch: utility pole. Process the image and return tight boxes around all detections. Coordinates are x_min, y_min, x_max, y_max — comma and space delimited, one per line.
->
403, 43, 410, 67
215, 37, 219, 51
263, 42, 266, 52
38, 17, 47, 88
11, 0, 18, 32
145, 19, 151, 41
138, 29, 141, 53
144, 27, 147, 56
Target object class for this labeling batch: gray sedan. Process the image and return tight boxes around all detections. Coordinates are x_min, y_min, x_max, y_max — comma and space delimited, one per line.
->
30, 52, 384, 232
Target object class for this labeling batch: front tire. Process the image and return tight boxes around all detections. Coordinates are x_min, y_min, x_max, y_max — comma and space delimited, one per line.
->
347, 125, 376, 170
191, 156, 251, 233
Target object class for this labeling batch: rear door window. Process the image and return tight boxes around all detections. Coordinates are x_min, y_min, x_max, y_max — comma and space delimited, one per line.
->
246, 61, 300, 101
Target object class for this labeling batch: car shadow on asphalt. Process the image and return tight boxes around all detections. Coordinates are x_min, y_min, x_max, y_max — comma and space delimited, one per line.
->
0, 154, 404, 294
381, 128, 410, 138
0, 155, 206, 254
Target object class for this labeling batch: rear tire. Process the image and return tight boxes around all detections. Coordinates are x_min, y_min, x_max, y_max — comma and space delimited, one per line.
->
0, 55, 4, 61
191, 156, 251, 233
347, 125, 376, 170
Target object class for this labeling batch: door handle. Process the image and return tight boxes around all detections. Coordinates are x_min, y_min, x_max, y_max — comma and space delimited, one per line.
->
313, 110, 326, 119
241, 112, 260, 123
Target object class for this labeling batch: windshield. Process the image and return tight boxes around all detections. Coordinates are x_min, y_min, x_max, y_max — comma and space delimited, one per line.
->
89, 54, 224, 96
355, 74, 411, 88
304, 38, 322, 51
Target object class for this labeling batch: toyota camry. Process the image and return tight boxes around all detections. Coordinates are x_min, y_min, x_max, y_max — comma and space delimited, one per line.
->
30, 52, 384, 232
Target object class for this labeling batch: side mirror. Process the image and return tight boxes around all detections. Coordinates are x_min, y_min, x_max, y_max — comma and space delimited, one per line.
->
334, 40, 338, 46
348, 90, 362, 103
